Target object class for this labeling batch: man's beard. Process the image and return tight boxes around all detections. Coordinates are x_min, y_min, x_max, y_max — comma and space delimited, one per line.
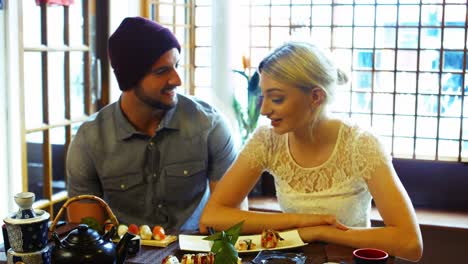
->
134, 85, 178, 110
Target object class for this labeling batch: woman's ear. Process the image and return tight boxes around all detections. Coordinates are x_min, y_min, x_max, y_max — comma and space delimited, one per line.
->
310, 87, 326, 107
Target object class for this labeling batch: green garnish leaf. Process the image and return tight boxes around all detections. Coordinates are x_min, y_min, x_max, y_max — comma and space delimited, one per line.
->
202, 221, 245, 264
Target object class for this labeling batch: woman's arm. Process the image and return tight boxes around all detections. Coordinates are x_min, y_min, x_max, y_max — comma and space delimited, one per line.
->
299, 163, 423, 262
199, 154, 345, 234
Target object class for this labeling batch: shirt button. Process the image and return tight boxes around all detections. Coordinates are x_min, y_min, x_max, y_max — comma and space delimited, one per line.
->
183, 170, 188, 175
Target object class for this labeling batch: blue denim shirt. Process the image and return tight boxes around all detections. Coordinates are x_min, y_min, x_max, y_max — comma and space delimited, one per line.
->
66, 94, 237, 230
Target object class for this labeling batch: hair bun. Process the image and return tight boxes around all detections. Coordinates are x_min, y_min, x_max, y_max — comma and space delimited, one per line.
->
337, 69, 349, 85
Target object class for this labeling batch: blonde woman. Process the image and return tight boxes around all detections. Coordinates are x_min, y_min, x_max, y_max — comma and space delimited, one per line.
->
200, 42, 423, 262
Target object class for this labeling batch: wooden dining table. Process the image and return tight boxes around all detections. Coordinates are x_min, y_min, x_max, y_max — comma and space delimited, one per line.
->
124, 239, 395, 264
0, 224, 395, 264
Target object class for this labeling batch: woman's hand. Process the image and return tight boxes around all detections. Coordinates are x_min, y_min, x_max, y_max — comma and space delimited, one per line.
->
322, 215, 348, 231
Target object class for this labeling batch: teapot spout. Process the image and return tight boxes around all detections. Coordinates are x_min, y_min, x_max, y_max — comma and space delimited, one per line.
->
102, 225, 116, 241
115, 232, 135, 264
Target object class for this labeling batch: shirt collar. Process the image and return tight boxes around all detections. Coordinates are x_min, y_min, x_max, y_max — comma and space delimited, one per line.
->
114, 96, 181, 140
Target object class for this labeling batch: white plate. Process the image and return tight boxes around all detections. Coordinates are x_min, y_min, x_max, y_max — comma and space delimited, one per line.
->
179, 229, 308, 253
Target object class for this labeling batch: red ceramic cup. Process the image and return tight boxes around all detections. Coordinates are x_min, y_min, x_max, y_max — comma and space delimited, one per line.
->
353, 248, 389, 264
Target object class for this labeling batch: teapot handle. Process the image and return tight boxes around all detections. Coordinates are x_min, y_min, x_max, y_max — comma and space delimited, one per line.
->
49, 195, 119, 232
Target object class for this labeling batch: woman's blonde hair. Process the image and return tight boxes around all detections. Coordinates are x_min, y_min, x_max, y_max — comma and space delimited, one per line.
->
258, 42, 348, 135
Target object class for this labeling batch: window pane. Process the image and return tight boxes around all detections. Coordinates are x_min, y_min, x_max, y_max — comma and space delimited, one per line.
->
331, 49, 352, 73
418, 94, 439, 116
351, 92, 371, 113
194, 67, 211, 86
396, 72, 416, 93
70, 52, 85, 119
195, 27, 211, 46
398, 28, 418, 49
251, 27, 270, 47
331, 91, 350, 112
397, 50, 417, 71
417, 117, 438, 138
444, 5, 466, 26
420, 28, 441, 49
195, 47, 211, 67
352, 71, 372, 91
418, 73, 439, 94
47, 5, 64, 46
394, 115, 415, 137
443, 28, 465, 49
271, 27, 290, 47
373, 93, 394, 114
462, 140, 468, 161
354, 50, 373, 70
310, 28, 331, 48
395, 94, 416, 115
312, 5, 332, 26
372, 114, 393, 136
442, 73, 463, 94
375, 49, 395, 70
438, 139, 459, 160
250, 48, 270, 69
251, 6, 270, 26
376, 5, 397, 26
419, 50, 440, 71
393, 137, 414, 158
27, 132, 44, 200
23, 0, 42, 46
48, 52, 65, 124
374, 72, 394, 92
398, 5, 419, 26
440, 95, 462, 117
195, 6, 211, 26
354, 27, 374, 48
333, 27, 353, 48
291, 5, 310, 26
375, 27, 396, 48
421, 5, 442, 26
333, 5, 353, 26
354, 5, 374, 26
24, 52, 44, 129
176, 5, 186, 25
69, 0, 84, 45
439, 117, 460, 139
415, 138, 436, 160
271, 6, 290, 26
350, 113, 371, 127
174, 26, 187, 46
443, 51, 464, 72
464, 118, 468, 140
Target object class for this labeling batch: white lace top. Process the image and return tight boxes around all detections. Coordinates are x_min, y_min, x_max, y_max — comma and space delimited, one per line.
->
241, 120, 392, 227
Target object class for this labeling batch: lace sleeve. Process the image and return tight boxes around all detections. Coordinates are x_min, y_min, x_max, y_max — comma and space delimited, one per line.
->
239, 125, 273, 170
352, 129, 392, 180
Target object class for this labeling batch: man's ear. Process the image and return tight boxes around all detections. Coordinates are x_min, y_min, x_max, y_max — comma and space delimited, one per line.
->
310, 87, 326, 106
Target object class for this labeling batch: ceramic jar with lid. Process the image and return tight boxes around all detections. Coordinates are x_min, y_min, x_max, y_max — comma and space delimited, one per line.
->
3, 192, 50, 254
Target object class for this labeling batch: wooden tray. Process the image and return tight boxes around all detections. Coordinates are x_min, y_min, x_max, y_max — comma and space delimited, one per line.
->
114, 235, 178, 248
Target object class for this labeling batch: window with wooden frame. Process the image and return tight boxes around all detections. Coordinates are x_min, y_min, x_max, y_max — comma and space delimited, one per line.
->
142, 0, 197, 95
236, 0, 467, 162
21, 0, 102, 218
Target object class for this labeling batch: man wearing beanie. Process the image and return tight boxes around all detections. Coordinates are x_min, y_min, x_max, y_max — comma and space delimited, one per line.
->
66, 17, 237, 231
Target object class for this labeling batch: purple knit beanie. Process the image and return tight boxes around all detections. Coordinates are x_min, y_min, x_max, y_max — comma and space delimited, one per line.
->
108, 17, 181, 91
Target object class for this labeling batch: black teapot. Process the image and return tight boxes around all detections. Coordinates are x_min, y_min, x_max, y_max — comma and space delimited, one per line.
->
49, 195, 135, 264
51, 224, 134, 264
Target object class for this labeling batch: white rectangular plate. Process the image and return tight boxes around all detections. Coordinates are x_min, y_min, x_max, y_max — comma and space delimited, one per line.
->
179, 229, 307, 253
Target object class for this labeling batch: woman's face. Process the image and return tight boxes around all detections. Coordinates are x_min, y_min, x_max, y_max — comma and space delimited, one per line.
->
259, 73, 315, 134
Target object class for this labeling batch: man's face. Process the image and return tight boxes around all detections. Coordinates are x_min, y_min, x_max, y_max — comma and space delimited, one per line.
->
134, 48, 181, 110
